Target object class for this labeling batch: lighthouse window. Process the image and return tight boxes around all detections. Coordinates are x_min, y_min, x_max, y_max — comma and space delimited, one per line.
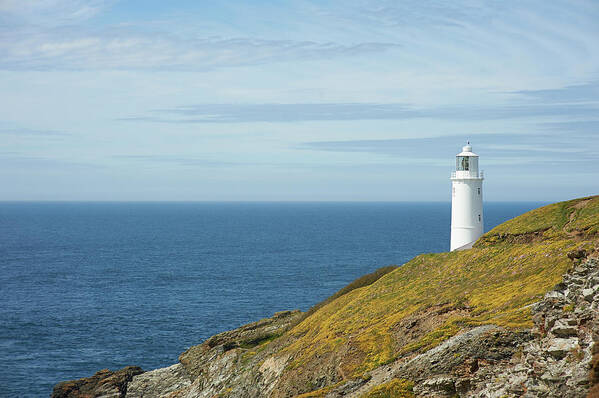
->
477, 188, 480, 195
478, 214, 481, 222
456, 156, 469, 171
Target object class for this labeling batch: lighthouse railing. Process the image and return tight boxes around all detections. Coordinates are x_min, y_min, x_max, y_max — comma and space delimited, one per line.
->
451, 170, 484, 179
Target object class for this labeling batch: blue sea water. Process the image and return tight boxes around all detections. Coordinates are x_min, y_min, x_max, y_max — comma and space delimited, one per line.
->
0, 201, 545, 397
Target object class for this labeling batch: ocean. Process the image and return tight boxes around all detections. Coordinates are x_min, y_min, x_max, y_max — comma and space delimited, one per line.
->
0, 202, 544, 397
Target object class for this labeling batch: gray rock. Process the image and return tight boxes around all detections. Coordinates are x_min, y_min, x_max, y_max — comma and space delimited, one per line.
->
415, 376, 456, 396
544, 291, 565, 300
547, 338, 578, 360
52, 367, 144, 398
574, 265, 590, 275
394, 325, 531, 382
125, 364, 191, 398
551, 320, 578, 337
582, 288, 595, 301
422, 257, 599, 398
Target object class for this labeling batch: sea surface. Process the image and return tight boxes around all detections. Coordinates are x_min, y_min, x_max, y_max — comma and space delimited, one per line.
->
0, 201, 545, 397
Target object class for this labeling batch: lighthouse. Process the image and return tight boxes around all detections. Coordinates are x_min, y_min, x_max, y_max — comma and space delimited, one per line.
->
450, 143, 484, 251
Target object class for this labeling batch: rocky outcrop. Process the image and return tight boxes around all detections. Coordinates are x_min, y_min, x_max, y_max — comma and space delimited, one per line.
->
175, 309, 303, 398
179, 309, 302, 379
302, 256, 599, 398
464, 256, 599, 398
50, 310, 302, 398
124, 309, 301, 398
125, 364, 192, 398
321, 325, 532, 396
350, 256, 599, 397
51, 366, 144, 398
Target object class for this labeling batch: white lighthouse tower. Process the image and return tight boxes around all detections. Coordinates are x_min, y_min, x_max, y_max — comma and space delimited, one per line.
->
450, 143, 484, 251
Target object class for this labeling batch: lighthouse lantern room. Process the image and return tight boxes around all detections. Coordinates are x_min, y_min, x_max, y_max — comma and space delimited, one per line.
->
450, 143, 484, 251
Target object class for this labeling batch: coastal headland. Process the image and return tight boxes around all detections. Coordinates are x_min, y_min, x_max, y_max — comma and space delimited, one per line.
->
53, 196, 599, 397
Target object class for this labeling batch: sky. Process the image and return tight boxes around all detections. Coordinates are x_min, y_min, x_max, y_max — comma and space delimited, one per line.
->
0, 0, 598, 201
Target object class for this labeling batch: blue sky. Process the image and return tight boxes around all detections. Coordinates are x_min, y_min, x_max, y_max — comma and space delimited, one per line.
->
0, 0, 598, 201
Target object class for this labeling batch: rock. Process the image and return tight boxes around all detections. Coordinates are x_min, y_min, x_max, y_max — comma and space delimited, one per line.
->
180, 349, 243, 398
551, 320, 578, 337
526, 382, 551, 396
546, 338, 578, 360
583, 288, 596, 301
568, 250, 587, 261
176, 309, 303, 397
544, 291, 565, 300
545, 316, 558, 330
565, 276, 587, 287
540, 370, 562, 382
414, 376, 456, 396
532, 312, 544, 326
513, 363, 528, 373
125, 364, 191, 398
179, 309, 302, 379
258, 354, 290, 390
506, 375, 527, 394
52, 309, 304, 398
394, 325, 531, 381
52, 366, 144, 398
318, 378, 363, 397
419, 257, 599, 398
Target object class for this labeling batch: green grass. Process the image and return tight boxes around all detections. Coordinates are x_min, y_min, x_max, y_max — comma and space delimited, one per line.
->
565, 196, 599, 234
479, 196, 599, 240
481, 201, 570, 236
362, 378, 414, 398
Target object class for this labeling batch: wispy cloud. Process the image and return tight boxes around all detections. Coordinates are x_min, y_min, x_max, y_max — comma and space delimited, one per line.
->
0, 0, 112, 26
119, 103, 417, 123
514, 81, 599, 103
541, 120, 599, 135
112, 155, 242, 168
111, 154, 366, 170
298, 133, 598, 162
118, 100, 599, 124
0, 2, 400, 73
0, 127, 70, 136
321, 0, 599, 78
0, 152, 100, 169
334, 0, 504, 29
1, 0, 598, 200
0, 30, 400, 71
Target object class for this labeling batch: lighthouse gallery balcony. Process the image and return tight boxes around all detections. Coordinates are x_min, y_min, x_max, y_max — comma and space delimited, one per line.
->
451, 170, 484, 179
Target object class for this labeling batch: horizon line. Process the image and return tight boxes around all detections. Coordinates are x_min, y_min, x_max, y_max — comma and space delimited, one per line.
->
0, 199, 552, 204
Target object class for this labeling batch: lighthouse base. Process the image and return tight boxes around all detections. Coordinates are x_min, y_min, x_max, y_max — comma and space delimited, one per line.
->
450, 223, 483, 251
452, 240, 475, 251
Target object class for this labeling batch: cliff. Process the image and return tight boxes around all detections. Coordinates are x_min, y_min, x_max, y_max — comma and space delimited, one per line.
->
52, 195, 599, 397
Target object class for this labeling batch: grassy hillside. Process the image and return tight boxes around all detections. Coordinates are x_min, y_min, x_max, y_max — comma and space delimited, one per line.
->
269, 196, 599, 395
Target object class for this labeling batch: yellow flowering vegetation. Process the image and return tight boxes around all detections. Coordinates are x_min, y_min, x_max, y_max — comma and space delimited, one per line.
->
362, 378, 414, 398
274, 196, 598, 392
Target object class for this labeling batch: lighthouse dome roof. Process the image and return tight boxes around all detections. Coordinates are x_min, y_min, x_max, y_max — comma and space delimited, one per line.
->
457, 143, 478, 157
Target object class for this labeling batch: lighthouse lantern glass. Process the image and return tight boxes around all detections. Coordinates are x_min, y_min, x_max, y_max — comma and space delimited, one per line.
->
456, 156, 469, 171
